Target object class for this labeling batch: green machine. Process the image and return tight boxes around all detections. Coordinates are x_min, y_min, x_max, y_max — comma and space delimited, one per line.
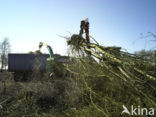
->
39, 42, 54, 73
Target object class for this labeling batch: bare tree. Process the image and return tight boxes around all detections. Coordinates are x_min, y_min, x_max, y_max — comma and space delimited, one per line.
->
0, 38, 10, 71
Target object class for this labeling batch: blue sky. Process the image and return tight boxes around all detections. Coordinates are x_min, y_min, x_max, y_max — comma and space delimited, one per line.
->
0, 0, 156, 55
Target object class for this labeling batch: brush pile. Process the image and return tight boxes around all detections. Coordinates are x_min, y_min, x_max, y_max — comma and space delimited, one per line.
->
65, 34, 156, 116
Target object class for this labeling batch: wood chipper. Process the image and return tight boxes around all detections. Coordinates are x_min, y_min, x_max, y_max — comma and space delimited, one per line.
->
38, 42, 54, 73
8, 42, 69, 81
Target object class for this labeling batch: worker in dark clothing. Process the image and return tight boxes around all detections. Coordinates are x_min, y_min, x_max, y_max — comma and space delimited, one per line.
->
79, 18, 90, 44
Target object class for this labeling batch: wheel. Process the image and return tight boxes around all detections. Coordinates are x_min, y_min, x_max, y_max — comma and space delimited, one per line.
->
14, 72, 24, 82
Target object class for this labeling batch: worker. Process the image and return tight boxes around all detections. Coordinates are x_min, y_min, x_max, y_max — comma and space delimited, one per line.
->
79, 18, 90, 44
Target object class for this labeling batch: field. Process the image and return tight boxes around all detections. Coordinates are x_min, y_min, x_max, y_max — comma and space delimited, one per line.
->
0, 35, 156, 117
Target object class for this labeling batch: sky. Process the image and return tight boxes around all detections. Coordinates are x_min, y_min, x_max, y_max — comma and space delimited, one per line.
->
0, 0, 156, 55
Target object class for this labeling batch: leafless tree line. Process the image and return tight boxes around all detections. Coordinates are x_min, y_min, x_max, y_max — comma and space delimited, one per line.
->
0, 38, 10, 72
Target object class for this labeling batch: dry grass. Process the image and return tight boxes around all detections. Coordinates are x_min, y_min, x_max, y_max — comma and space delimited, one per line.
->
0, 71, 83, 117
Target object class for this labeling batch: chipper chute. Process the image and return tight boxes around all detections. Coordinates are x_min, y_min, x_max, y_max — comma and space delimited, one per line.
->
39, 42, 54, 73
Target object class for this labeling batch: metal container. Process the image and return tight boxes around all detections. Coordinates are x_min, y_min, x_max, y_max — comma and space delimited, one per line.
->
8, 53, 49, 72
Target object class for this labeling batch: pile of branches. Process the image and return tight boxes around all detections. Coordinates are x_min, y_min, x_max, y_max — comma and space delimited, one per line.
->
66, 34, 156, 116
